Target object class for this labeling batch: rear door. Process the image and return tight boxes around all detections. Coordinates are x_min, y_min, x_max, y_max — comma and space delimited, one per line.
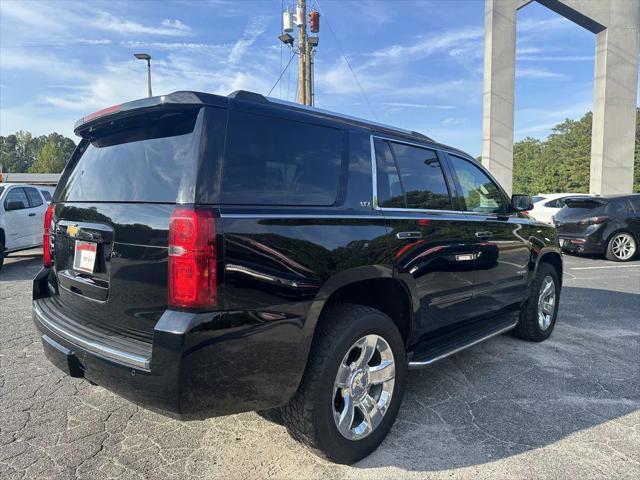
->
2, 187, 31, 250
373, 137, 478, 334
446, 154, 531, 314
23, 186, 47, 246
50, 106, 212, 341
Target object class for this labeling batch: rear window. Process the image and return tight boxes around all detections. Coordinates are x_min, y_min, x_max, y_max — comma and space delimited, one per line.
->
221, 111, 343, 206
558, 198, 603, 217
58, 109, 202, 203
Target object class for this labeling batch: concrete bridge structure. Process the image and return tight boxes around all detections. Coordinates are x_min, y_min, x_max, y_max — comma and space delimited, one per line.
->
482, 0, 639, 195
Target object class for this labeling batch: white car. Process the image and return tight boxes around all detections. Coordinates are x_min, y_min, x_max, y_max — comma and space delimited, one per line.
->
0, 183, 49, 271
528, 193, 592, 225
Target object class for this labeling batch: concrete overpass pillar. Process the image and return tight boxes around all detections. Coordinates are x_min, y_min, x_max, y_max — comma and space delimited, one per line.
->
481, 0, 519, 195
589, 6, 639, 194
482, 0, 640, 196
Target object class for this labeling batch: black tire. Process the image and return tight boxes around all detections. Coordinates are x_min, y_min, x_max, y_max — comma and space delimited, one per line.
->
256, 407, 284, 425
513, 262, 560, 342
281, 303, 407, 464
0, 242, 5, 272
605, 232, 637, 262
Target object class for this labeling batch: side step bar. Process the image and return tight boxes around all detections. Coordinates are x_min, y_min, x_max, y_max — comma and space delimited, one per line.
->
408, 315, 518, 368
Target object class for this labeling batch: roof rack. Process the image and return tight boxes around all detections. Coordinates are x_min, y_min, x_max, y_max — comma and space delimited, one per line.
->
227, 90, 434, 143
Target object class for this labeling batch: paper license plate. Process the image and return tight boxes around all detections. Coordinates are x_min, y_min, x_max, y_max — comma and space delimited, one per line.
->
73, 240, 97, 273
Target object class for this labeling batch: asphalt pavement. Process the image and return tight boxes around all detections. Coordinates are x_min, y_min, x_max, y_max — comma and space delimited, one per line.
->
1, 249, 639, 479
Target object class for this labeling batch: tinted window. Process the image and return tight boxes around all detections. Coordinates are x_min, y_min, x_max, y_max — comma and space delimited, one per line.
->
4, 188, 29, 210
375, 139, 404, 208
222, 111, 342, 206
58, 109, 201, 203
375, 139, 451, 210
449, 155, 504, 214
545, 199, 560, 208
24, 187, 43, 207
531, 196, 545, 204
40, 190, 52, 202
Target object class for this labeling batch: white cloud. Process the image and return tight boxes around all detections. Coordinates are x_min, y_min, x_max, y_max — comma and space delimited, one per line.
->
516, 68, 567, 79
382, 102, 456, 110
228, 16, 267, 65
92, 12, 192, 36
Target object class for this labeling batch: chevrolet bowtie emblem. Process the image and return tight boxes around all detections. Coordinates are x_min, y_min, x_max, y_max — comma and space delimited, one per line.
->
67, 225, 79, 237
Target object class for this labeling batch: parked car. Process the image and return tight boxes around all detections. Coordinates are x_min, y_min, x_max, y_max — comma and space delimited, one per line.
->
527, 193, 591, 225
555, 194, 640, 261
0, 183, 49, 271
32, 90, 562, 464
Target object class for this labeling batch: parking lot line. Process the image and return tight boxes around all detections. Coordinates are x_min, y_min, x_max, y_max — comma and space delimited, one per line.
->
569, 264, 640, 270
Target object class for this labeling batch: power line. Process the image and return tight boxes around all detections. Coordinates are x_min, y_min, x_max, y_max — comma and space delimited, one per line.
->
267, 52, 296, 97
313, 0, 379, 121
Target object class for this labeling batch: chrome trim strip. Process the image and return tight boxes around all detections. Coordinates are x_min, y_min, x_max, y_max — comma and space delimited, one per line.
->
408, 321, 518, 368
220, 214, 384, 220
34, 302, 151, 370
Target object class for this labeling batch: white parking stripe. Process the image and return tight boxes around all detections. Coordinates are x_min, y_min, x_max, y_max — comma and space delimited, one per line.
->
569, 264, 640, 270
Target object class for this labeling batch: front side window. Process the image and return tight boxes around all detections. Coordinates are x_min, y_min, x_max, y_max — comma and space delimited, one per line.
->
24, 187, 43, 208
222, 111, 343, 206
375, 138, 452, 210
4, 188, 29, 211
449, 155, 504, 214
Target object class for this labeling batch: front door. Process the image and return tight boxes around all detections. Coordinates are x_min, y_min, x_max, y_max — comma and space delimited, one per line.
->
373, 137, 477, 337
23, 187, 47, 246
447, 154, 531, 314
2, 187, 32, 250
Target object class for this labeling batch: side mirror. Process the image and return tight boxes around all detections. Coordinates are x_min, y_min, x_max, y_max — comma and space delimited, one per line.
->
5, 201, 25, 211
510, 194, 533, 212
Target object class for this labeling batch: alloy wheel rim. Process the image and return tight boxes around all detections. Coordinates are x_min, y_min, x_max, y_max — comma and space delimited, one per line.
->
611, 234, 636, 261
537, 275, 556, 331
332, 334, 395, 441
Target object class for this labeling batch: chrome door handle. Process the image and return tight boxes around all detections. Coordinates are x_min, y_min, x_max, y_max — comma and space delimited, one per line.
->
396, 231, 422, 240
475, 231, 492, 239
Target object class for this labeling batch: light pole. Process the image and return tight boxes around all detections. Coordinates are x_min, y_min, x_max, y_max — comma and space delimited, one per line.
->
134, 53, 152, 97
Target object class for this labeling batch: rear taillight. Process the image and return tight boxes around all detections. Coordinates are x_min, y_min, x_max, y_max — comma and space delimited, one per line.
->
168, 207, 217, 309
578, 216, 608, 226
43, 204, 55, 267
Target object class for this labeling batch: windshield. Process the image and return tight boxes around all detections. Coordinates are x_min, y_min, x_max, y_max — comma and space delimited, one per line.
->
57, 109, 202, 204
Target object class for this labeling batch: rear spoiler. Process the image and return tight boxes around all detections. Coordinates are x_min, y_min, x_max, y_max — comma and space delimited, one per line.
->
564, 196, 605, 207
73, 91, 226, 138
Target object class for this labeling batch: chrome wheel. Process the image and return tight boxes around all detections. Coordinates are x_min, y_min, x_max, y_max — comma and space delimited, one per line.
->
332, 334, 396, 441
611, 233, 636, 261
537, 275, 556, 331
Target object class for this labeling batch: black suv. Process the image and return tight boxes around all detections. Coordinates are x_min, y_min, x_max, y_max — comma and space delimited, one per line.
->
33, 90, 562, 464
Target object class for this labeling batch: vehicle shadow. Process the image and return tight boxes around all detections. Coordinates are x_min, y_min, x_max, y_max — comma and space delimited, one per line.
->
355, 286, 640, 471
0, 251, 42, 282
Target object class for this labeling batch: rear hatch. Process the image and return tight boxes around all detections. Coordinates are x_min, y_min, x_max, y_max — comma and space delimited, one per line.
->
49, 104, 206, 342
555, 197, 605, 235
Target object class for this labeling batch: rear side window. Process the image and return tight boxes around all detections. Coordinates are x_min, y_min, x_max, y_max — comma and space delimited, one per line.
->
375, 139, 452, 210
40, 190, 52, 202
4, 188, 29, 210
58, 109, 202, 203
449, 155, 504, 214
221, 111, 343, 206
24, 187, 43, 207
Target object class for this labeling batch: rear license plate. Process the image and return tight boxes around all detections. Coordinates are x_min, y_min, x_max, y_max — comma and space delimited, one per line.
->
73, 240, 97, 273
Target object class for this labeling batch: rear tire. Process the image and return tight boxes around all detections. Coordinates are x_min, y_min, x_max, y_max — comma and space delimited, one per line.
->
0, 242, 5, 272
513, 263, 560, 342
281, 303, 406, 464
605, 232, 637, 262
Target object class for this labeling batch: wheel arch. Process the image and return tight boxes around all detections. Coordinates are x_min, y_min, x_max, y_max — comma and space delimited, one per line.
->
536, 250, 563, 286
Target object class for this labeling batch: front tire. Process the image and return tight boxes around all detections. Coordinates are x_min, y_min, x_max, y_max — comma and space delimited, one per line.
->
281, 304, 406, 464
605, 232, 637, 262
513, 263, 560, 342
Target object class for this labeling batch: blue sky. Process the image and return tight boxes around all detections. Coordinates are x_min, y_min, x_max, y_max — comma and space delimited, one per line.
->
0, 0, 625, 155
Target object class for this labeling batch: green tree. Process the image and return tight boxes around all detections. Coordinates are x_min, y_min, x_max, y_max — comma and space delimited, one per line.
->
29, 133, 76, 173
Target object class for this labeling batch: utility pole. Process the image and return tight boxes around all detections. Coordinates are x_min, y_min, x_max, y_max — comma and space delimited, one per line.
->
278, 2, 319, 106
297, 0, 308, 105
